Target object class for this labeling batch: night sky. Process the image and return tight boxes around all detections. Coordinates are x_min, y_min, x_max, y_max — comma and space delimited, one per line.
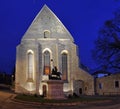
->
0, 0, 120, 73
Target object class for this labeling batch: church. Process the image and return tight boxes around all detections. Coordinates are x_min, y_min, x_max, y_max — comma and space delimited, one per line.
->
15, 5, 94, 96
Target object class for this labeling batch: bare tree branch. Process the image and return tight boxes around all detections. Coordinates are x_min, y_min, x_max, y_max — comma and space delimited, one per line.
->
92, 9, 120, 72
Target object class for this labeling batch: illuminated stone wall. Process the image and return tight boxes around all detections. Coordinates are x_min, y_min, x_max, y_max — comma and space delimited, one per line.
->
15, 5, 94, 96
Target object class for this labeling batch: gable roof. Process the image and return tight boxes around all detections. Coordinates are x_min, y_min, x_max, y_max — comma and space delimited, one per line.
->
22, 5, 74, 42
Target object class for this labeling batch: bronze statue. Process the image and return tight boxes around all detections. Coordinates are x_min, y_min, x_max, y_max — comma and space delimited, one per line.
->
49, 66, 61, 80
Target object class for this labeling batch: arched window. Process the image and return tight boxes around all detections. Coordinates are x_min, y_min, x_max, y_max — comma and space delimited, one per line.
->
27, 51, 34, 81
44, 30, 50, 38
44, 51, 50, 75
62, 53, 68, 81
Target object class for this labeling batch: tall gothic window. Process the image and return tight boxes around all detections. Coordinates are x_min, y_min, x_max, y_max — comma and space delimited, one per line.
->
27, 51, 34, 80
44, 51, 50, 75
62, 53, 68, 81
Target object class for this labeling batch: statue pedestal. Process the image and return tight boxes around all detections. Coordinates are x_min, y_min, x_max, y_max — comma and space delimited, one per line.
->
46, 80, 65, 99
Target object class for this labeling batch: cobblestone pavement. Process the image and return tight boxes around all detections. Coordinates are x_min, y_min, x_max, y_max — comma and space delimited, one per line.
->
0, 90, 120, 109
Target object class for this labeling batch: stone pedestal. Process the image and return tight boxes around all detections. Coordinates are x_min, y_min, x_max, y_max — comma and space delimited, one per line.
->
46, 80, 65, 99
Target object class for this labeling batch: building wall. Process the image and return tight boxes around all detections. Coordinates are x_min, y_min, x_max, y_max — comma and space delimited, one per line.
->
15, 38, 94, 95
96, 73, 120, 95
15, 5, 94, 96
75, 68, 94, 95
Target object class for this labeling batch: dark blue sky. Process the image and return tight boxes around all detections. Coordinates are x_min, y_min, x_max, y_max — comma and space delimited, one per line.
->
0, 0, 120, 73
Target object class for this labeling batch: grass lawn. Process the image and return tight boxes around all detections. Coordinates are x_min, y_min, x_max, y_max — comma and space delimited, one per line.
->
15, 94, 112, 103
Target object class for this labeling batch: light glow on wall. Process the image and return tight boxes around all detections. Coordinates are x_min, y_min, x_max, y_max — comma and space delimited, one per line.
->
61, 51, 68, 81
63, 83, 71, 93
27, 50, 35, 81
23, 82, 35, 91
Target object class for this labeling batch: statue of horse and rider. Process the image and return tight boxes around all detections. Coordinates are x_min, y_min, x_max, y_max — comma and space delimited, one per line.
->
49, 66, 62, 80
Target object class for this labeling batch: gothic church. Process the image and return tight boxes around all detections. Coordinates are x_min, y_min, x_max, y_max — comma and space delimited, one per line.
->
15, 5, 94, 96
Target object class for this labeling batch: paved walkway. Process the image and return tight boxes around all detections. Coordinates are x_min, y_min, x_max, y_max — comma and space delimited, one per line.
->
0, 90, 120, 109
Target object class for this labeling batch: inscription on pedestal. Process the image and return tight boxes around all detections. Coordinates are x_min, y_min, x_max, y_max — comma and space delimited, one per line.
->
47, 80, 65, 99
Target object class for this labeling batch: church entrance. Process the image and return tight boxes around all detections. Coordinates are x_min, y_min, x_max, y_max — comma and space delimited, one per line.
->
42, 85, 47, 97
79, 88, 82, 95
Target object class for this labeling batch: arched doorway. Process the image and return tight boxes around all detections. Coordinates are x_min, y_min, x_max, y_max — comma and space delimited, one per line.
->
42, 85, 47, 97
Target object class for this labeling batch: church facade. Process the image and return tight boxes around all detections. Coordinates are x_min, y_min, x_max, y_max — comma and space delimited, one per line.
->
15, 5, 94, 96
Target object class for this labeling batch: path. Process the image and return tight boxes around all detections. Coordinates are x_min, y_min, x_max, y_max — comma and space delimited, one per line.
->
0, 90, 120, 109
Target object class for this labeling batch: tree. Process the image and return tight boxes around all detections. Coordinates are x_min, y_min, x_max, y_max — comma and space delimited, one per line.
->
92, 9, 120, 72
